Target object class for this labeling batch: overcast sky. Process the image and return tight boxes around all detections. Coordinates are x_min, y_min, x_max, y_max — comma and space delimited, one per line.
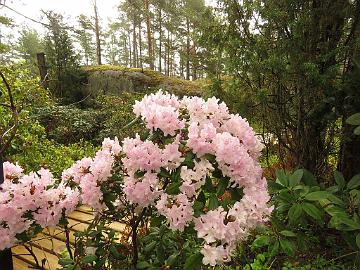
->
1, 0, 120, 33
0, 0, 216, 36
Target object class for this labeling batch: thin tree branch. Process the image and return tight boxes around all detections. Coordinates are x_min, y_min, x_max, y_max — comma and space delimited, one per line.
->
0, 71, 19, 156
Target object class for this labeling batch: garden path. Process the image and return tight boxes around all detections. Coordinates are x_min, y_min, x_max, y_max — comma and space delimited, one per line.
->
11, 206, 126, 270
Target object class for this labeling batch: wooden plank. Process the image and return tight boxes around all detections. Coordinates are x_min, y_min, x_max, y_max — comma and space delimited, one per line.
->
12, 257, 33, 270
12, 245, 60, 270
11, 206, 128, 269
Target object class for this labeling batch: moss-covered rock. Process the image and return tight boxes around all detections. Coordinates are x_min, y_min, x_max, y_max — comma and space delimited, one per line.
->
83, 65, 204, 97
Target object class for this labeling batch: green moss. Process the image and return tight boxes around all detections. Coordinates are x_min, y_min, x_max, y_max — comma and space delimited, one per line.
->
82, 65, 204, 96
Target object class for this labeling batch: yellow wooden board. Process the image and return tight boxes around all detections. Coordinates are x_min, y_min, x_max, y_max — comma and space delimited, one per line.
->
12, 206, 127, 270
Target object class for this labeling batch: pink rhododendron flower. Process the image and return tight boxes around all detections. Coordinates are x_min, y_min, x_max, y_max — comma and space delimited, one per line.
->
201, 244, 231, 266
156, 193, 194, 231
123, 172, 161, 207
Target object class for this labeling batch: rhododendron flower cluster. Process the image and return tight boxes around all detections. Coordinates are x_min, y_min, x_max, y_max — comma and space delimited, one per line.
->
62, 137, 121, 210
122, 91, 272, 265
1, 91, 272, 267
0, 162, 79, 250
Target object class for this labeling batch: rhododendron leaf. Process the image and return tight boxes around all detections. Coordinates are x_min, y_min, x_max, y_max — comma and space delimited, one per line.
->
276, 169, 289, 186
302, 203, 322, 221
334, 171, 346, 189
110, 245, 126, 260
280, 230, 296, 237
302, 169, 318, 186
252, 235, 271, 248
59, 258, 73, 266
58, 214, 69, 227
268, 181, 285, 193
135, 170, 146, 178
183, 152, 195, 168
203, 153, 216, 162
196, 191, 206, 203
278, 190, 296, 203
354, 126, 360, 135
159, 167, 171, 178
356, 233, 360, 249
184, 252, 203, 270
15, 231, 31, 242
80, 254, 98, 264
305, 191, 330, 201
166, 252, 180, 266
140, 131, 150, 141
346, 113, 360, 125
208, 194, 219, 210
203, 176, 216, 192
193, 201, 205, 217
288, 204, 303, 223
166, 181, 181, 195
326, 194, 345, 206
217, 177, 229, 196
151, 215, 166, 227
268, 241, 280, 258
347, 174, 360, 190
289, 169, 303, 187
137, 261, 152, 269
279, 239, 295, 255
145, 241, 157, 252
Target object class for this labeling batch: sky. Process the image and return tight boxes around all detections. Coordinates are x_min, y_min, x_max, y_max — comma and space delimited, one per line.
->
0, 0, 216, 35
1, 0, 121, 34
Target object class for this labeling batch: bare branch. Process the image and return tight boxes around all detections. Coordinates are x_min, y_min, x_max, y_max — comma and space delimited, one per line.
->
0, 71, 19, 156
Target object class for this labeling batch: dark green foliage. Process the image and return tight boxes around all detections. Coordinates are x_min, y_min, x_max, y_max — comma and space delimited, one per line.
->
43, 11, 87, 104
0, 64, 95, 176
32, 91, 144, 145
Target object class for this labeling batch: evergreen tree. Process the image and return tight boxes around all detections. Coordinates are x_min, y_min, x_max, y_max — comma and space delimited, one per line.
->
43, 11, 84, 103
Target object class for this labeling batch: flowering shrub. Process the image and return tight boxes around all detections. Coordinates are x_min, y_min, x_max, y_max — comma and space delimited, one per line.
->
0, 162, 79, 249
0, 91, 272, 267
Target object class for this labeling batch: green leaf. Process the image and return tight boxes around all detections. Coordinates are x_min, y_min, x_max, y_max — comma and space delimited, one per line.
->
302, 169, 318, 186
252, 235, 271, 248
110, 245, 126, 260
80, 255, 97, 264
354, 126, 360, 135
184, 252, 203, 270
217, 177, 229, 196
279, 239, 295, 256
267, 181, 285, 192
280, 230, 296, 237
137, 261, 151, 269
166, 181, 181, 195
346, 113, 360, 125
356, 233, 360, 249
59, 258, 73, 266
268, 241, 280, 258
276, 169, 289, 186
208, 194, 219, 210
288, 204, 303, 223
334, 171, 346, 189
289, 169, 303, 187
144, 241, 157, 252
347, 174, 360, 190
305, 191, 330, 201
302, 203, 322, 220
166, 252, 180, 266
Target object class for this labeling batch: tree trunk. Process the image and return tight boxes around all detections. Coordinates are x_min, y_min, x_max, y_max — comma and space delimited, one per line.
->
144, 0, 154, 70
186, 17, 190, 80
36, 52, 49, 89
158, 8, 162, 73
167, 30, 170, 77
93, 0, 102, 65
138, 23, 142, 68
133, 17, 137, 68
128, 31, 132, 67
